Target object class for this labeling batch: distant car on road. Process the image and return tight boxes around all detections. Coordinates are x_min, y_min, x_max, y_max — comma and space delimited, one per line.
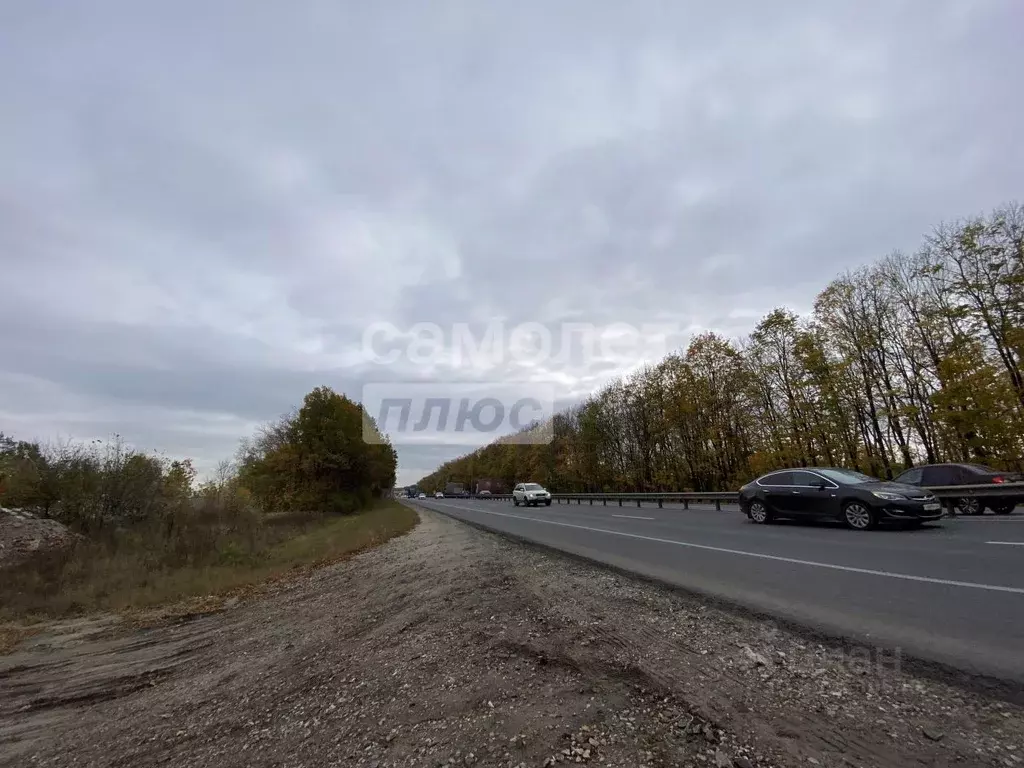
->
417, 492, 426, 499
892, 463, 1022, 515
513, 482, 551, 507
477, 490, 492, 496
739, 467, 942, 530
435, 491, 444, 499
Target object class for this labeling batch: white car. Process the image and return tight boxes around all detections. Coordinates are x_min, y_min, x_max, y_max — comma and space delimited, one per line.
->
513, 482, 551, 507
417, 492, 426, 499
435, 491, 444, 499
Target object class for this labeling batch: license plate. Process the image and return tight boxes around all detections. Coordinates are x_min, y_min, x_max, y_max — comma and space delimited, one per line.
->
924, 503, 940, 511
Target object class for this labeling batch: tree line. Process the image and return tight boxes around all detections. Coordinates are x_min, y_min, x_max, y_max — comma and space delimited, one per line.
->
417, 202, 1024, 493
0, 385, 397, 531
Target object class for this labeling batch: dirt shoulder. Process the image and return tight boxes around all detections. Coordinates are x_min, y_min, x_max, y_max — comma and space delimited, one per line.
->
2, 507, 1022, 768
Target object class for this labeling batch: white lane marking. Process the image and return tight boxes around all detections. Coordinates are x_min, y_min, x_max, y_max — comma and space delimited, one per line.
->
959, 517, 1024, 522
612, 514, 655, 520
427, 500, 1024, 595
987, 541, 1024, 546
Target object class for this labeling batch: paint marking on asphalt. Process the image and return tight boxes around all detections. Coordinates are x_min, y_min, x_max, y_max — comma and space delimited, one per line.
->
987, 541, 1024, 546
424, 500, 1024, 595
611, 514, 655, 520
960, 517, 1024, 522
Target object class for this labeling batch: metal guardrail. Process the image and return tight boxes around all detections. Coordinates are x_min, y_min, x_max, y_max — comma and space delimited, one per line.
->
464, 491, 751, 510
449, 482, 1024, 514
547, 492, 737, 510
926, 482, 1024, 499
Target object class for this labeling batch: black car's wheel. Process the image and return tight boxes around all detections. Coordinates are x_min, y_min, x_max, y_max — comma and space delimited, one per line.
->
748, 500, 772, 524
843, 501, 876, 530
991, 502, 1015, 515
956, 497, 983, 516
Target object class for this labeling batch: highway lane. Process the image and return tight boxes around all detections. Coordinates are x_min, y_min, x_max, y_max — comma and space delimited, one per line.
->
546, 497, 1023, 516
412, 496, 1024, 683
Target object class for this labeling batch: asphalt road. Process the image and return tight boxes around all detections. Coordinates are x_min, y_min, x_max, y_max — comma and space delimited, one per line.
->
411, 496, 1024, 683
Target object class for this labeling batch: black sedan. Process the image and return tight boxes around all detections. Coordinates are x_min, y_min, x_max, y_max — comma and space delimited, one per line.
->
892, 462, 1023, 515
738, 467, 944, 530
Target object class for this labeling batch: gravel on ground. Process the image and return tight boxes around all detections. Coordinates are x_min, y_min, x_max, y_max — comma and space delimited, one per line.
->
2, 506, 1023, 768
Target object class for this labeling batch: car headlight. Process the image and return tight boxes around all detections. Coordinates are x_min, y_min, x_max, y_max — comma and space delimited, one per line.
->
872, 491, 906, 501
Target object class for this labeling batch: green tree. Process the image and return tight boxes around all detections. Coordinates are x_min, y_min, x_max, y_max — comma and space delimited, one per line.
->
238, 386, 397, 514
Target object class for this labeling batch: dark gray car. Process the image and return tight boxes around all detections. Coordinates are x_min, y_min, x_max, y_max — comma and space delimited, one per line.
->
893, 463, 1022, 515
738, 467, 943, 530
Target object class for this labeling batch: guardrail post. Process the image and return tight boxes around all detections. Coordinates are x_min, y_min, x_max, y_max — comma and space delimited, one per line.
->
603, 498, 607, 506
658, 498, 663, 508
636, 499, 641, 507
577, 497, 581, 505
715, 499, 721, 511
683, 499, 689, 510
589, 498, 593, 505
618, 498, 622, 507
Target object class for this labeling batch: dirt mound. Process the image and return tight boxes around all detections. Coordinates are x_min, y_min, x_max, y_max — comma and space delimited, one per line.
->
0, 507, 79, 569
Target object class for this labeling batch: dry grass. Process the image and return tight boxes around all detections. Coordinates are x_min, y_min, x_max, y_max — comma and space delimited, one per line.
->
0, 501, 418, 624
0, 624, 41, 654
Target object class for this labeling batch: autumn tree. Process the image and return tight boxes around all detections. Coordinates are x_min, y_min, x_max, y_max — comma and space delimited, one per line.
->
416, 203, 1024, 493
238, 386, 397, 513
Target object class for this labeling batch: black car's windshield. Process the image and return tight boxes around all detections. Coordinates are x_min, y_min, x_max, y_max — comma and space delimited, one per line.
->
816, 468, 878, 484
524, 483, 543, 490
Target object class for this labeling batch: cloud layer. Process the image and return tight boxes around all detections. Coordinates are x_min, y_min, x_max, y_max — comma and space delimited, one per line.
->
2, 1, 1021, 484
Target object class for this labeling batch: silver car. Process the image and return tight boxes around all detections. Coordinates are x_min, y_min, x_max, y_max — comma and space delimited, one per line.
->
513, 482, 552, 507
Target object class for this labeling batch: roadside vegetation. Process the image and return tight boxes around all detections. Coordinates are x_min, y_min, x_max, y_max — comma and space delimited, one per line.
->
421, 201, 1024, 492
0, 386, 412, 621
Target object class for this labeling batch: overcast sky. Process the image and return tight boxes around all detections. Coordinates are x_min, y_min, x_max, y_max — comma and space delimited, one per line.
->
2, 1, 1021, 486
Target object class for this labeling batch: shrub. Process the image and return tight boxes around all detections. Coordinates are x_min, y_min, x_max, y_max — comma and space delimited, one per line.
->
0, 385, 401, 618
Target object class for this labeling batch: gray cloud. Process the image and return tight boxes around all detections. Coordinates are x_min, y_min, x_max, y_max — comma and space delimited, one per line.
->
1, 1, 1021, 486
